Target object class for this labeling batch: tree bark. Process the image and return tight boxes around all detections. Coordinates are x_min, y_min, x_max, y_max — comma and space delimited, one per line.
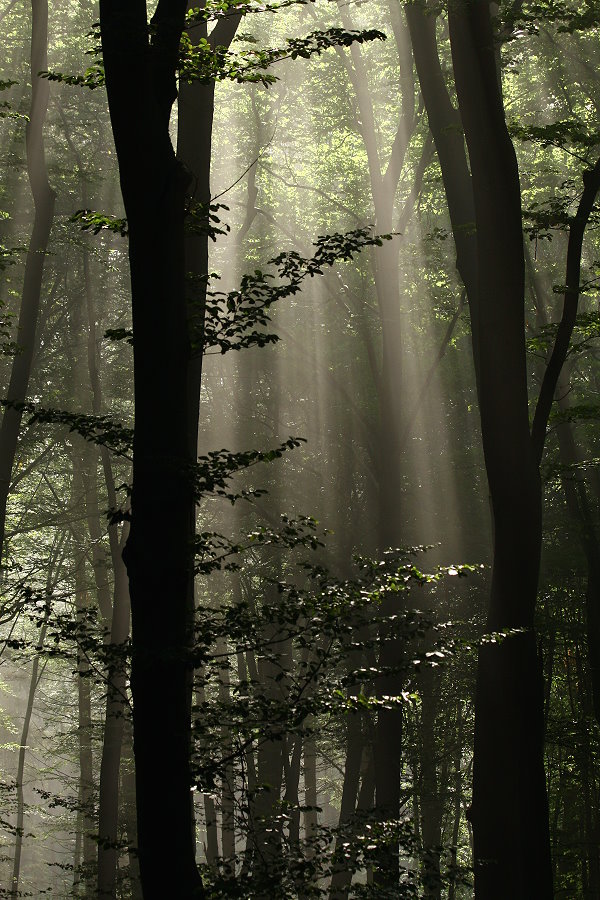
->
10, 545, 59, 898
448, 2, 552, 895
97, 524, 131, 898
99, 2, 204, 895
0, 0, 56, 567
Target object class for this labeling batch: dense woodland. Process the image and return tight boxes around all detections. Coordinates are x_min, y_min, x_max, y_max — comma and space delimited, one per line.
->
0, 0, 599, 896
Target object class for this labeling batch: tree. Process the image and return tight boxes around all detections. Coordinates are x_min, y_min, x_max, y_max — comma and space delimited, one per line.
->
99, 1, 203, 895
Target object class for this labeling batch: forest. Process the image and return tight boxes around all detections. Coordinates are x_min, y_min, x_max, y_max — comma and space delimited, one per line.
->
0, 0, 599, 896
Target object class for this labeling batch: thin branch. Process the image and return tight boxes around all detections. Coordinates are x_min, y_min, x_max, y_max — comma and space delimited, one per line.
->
531, 154, 600, 465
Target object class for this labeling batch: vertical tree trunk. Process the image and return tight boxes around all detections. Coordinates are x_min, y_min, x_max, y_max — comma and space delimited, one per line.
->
448, 3, 552, 895
329, 707, 362, 899
196, 670, 219, 865
217, 637, 235, 868
303, 723, 318, 854
99, 2, 204, 895
9, 543, 59, 899
0, 0, 56, 566
97, 524, 131, 898
72, 456, 97, 886
447, 702, 464, 900
405, 3, 480, 382
419, 667, 442, 900
121, 724, 143, 899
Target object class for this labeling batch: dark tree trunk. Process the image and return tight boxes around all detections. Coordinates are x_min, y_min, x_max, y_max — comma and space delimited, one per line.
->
217, 637, 235, 868
405, 3, 480, 383
329, 707, 362, 899
99, 2, 204, 896
419, 667, 442, 900
303, 723, 318, 852
448, 3, 552, 895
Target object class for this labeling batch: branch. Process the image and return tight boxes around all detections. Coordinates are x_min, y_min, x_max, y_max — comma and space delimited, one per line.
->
531, 153, 600, 465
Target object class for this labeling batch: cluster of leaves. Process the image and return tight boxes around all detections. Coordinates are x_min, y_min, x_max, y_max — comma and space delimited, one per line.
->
69, 202, 231, 259
192, 551, 475, 784
183, 544, 478, 897
501, 0, 600, 35
2, 402, 134, 458
0, 244, 21, 273
187, 0, 310, 27
186, 201, 232, 241
41, 63, 105, 90
180, 28, 386, 86
40, 24, 104, 90
190, 436, 305, 503
0, 78, 26, 121
522, 190, 580, 241
42, 21, 385, 92
202, 227, 392, 354
510, 119, 600, 155
1, 401, 307, 516
69, 208, 128, 237
0, 297, 19, 357
199, 813, 431, 898
527, 310, 600, 356
194, 514, 325, 575
549, 402, 600, 425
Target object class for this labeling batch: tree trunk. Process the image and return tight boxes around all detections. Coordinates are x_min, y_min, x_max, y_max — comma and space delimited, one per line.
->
121, 724, 143, 900
97, 524, 131, 898
448, 3, 552, 895
99, 2, 203, 895
419, 667, 442, 900
405, 2, 480, 383
217, 637, 235, 868
0, 0, 56, 567
73, 456, 97, 887
10, 561, 55, 898
329, 707, 362, 899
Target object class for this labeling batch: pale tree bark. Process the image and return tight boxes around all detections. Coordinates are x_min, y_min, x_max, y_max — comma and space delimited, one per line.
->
10, 534, 65, 898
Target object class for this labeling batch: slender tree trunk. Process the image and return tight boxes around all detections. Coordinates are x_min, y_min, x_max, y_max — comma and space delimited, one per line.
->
406, 2, 479, 384
72, 455, 97, 886
97, 524, 131, 898
329, 706, 362, 898
11, 631, 47, 898
0, 0, 56, 566
196, 669, 219, 865
217, 637, 235, 869
447, 703, 464, 900
303, 722, 318, 854
121, 724, 143, 900
419, 667, 442, 900
251, 612, 286, 875
9, 541, 60, 899
284, 733, 303, 850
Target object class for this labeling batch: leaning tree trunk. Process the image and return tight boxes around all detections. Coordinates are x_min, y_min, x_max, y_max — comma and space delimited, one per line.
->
99, 2, 204, 896
447, 3, 552, 896
0, 0, 56, 567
